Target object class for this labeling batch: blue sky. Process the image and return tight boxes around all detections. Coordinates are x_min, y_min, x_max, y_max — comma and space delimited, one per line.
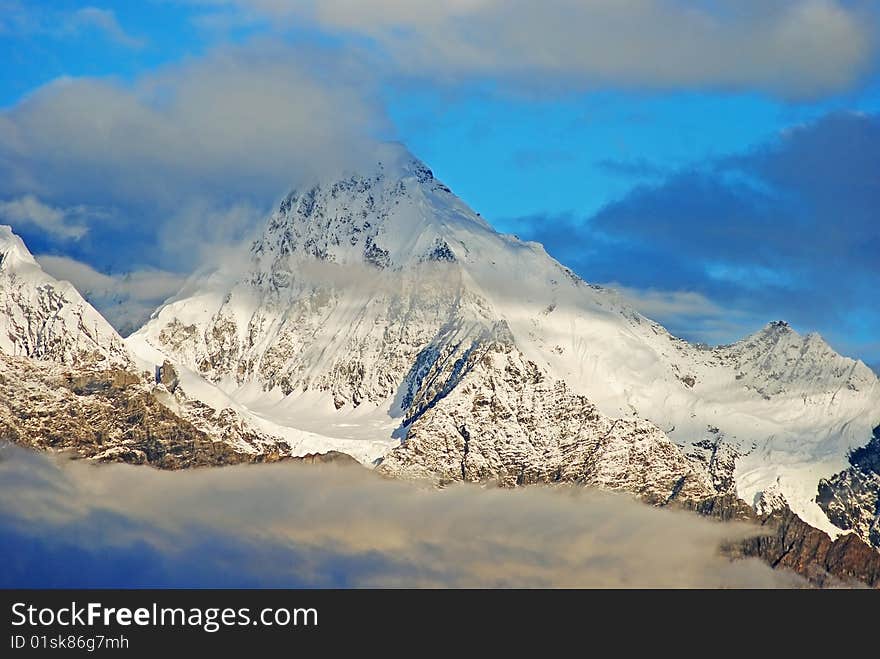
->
1, 1, 879, 367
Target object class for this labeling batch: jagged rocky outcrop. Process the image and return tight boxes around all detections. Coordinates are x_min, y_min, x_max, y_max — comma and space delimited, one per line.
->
294, 451, 361, 466
140, 155, 500, 413
685, 427, 739, 495
378, 341, 716, 504
681, 494, 880, 587
0, 227, 302, 467
0, 352, 294, 468
377, 339, 880, 587
733, 505, 880, 588
817, 426, 880, 548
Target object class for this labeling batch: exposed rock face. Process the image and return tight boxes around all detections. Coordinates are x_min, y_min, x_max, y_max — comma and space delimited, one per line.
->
685, 427, 739, 495
376, 336, 880, 588
677, 495, 880, 587
140, 154, 497, 412
158, 360, 179, 392
817, 427, 880, 548
732, 506, 880, 588
0, 352, 292, 469
710, 321, 864, 399
377, 339, 880, 588
294, 451, 361, 466
378, 341, 716, 504
754, 482, 789, 516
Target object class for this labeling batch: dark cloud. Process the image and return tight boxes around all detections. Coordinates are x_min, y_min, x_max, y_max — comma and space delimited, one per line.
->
500, 211, 763, 342
0, 39, 392, 333
0, 447, 802, 588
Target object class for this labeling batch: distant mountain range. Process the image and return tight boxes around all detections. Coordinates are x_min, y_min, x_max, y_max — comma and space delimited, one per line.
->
2, 146, 878, 586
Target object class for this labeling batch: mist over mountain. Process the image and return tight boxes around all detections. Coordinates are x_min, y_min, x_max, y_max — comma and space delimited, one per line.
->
0, 447, 804, 588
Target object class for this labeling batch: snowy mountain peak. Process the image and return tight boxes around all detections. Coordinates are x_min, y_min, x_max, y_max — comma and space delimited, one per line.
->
763, 319, 793, 333
746, 320, 843, 355
250, 147, 493, 275
720, 318, 876, 392
0, 226, 130, 368
0, 224, 40, 272
135, 153, 880, 541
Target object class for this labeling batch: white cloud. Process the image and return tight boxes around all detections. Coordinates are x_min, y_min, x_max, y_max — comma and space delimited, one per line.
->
0, 2, 144, 49
0, 43, 385, 202
67, 7, 146, 49
600, 281, 760, 346
36, 255, 186, 335
195, 0, 877, 98
602, 283, 726, 319
0, 195, 91, 240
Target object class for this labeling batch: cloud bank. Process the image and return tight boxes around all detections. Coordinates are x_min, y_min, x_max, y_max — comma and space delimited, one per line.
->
0, 447, 804, 588
197, 0, 878, 98
0, 41, 387, 272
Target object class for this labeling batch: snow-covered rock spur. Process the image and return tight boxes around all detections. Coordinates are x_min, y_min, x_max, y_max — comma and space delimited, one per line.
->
0, 226, 128, 368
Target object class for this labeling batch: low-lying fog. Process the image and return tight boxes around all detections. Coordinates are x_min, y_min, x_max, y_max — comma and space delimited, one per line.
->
0, 446, 804, 588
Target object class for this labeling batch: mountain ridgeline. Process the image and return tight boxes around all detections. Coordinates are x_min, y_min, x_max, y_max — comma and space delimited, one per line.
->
2, 146, 879, 586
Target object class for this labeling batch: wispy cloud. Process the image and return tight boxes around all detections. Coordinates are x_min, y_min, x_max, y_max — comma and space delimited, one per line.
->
0, 3, 145, 49
66, 7, 146, 49
0, 195, 93, 240
598, 282, 757, 346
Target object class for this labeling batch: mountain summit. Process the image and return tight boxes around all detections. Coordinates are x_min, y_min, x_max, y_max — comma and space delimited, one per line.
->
131, 151, 880, 540
0, 225, 129, 367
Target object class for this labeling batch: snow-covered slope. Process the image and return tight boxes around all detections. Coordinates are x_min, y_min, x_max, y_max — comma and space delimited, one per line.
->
0, 225, 320, 462
132, 147, 880, 536
0, 225, 129, 367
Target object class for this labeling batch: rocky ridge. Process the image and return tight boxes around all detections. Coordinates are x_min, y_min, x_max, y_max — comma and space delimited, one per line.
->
377, 340, 716, 504
0, 351, 296, 468
817, 426, 880, 548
